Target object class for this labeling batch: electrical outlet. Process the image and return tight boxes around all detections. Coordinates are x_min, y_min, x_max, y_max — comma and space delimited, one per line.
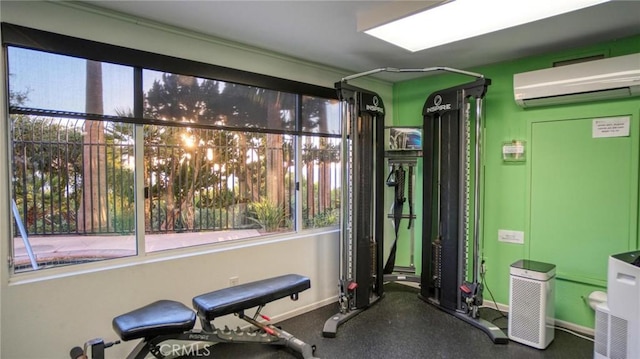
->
229, 276, 239, 286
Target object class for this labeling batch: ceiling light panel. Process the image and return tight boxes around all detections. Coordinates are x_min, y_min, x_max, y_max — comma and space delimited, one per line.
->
364, 0, 611, 52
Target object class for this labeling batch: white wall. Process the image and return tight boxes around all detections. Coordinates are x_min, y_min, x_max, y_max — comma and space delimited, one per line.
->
3, 232, 341, 359
0, 2, 393, 358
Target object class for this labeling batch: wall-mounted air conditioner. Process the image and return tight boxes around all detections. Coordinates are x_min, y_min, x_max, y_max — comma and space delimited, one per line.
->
514, 53, 640, 108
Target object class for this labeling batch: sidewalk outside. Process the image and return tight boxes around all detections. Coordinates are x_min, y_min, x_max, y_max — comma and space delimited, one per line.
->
13, 229, 262, 269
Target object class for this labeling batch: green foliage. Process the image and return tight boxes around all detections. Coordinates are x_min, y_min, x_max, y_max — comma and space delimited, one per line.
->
193, 208, 218, 229
194, 188, 236, 209
109, 190, 135, 234
247, 199, 287, 232
305, 208, 340, 228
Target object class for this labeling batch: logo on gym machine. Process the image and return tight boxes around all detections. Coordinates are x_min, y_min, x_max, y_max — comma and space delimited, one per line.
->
426, 94, 452, 113
365, 96, 384, 114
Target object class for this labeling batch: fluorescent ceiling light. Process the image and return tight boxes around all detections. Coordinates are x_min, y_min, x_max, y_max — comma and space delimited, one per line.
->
364, 0, 611, 52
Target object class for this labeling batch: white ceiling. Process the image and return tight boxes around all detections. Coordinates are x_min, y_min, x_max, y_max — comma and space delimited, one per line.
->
85, 0, 640, 82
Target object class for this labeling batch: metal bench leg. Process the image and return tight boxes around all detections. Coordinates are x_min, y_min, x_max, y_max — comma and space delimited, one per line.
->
241, 315, 319, 359
280, 331, 318, 359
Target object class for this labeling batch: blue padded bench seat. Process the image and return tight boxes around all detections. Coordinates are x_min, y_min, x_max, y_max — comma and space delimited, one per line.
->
193, 274, 310, 321
112, 300, 196, 341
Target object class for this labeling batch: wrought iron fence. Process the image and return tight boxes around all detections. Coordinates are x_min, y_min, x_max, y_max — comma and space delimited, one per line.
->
11, 116, 341, 238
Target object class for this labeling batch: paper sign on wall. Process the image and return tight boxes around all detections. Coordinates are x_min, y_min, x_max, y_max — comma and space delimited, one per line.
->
592, 116, 630, 138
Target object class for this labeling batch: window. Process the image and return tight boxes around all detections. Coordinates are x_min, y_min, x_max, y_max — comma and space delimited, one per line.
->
11, 116, 137, 269
300, 135, 341, 229
4, 24, 340, 272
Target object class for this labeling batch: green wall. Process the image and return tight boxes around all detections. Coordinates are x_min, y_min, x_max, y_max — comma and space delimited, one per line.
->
392, 34, 640, 329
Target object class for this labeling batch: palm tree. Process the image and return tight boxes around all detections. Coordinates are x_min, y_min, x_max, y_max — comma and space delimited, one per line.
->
265, 91, 285, 209
77, 60, 108, 233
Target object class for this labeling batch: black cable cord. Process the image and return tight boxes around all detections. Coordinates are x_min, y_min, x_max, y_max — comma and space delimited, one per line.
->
480, 264, 508, 322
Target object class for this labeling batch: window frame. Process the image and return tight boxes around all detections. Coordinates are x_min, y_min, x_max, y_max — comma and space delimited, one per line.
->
3, 22, 341, 276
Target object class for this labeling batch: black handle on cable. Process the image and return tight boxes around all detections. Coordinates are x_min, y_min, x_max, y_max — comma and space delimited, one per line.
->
383, 165, 406, 275
386, 164, 397, 187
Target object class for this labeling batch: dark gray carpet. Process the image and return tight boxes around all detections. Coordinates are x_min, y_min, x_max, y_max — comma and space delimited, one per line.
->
196, 283, 593, 359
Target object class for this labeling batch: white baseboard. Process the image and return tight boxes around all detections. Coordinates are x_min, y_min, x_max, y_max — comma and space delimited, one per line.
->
481, 301, 594, 336
481, 300, 508, 312
555, 318, 594, 337
272, 296, 337, 323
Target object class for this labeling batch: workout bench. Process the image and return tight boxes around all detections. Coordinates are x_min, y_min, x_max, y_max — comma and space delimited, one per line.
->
71, 274, 319, 359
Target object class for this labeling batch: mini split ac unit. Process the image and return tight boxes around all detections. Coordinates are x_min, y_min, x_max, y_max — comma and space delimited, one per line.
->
514, 53, 640, 108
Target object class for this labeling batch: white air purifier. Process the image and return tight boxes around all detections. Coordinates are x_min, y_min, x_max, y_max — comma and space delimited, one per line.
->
594, 251, 640, 359
508, 259, 556, 349
594, 302, 629, 359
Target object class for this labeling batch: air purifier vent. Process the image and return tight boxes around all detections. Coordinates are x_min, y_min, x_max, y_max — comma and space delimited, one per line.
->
511, 277, 541, 343
595, 306, 609, 356
610, 315, 628, 359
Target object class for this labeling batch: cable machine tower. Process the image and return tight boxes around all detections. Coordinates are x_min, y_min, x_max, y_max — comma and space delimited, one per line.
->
323, 81, 385, 337
420, 78, 508, 344
323, 67, 507, 344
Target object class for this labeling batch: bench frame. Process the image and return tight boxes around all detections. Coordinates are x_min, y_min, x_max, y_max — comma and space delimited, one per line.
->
84, 317, 316, 359
75, 275, 318, 359
108, 306, 317, 359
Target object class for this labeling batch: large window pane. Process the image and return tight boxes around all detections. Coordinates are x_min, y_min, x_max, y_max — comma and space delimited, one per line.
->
5, 35, 339, 273
301, 95, 340, 135
143, 70, 297, 132
11, 116, 136, 272
301, 136, 341, 229
7, 47, 134, 117
144, 125, 295, 252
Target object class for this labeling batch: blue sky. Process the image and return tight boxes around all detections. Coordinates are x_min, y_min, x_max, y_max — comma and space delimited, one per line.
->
7, 46, 341, 134
8, 47, 162, 116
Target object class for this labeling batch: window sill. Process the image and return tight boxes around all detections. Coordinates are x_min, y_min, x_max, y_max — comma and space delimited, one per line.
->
8, 227, 338, 286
